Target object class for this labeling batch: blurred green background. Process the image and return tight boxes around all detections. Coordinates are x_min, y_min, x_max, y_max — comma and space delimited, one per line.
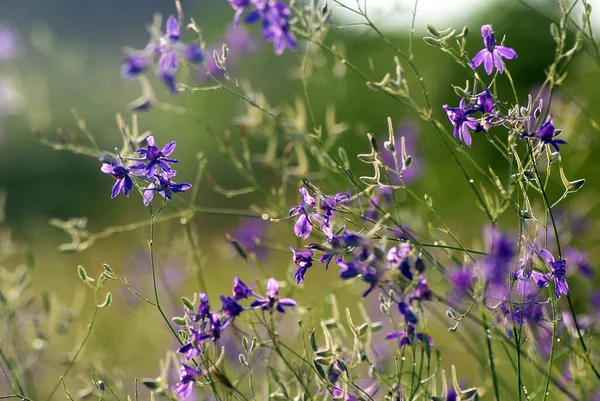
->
1, 0, 600, 399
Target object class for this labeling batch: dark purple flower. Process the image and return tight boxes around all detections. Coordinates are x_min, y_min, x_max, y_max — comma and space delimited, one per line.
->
121, 46, 154, 80
220, 295, 244, 321
290, 188, 320, 239
476, 87, 495, 113
261, 2, 297, 55
320, 192, 350, 223
134, 135, 179, 178
250, 278, 297, 313
177, 329, 203, 361
443, 99, 480, 147
155, 15, 205, 92
173, 364, 200, 400
232, 275, 256, 299
530, 116, 566, 152
188, 292, 210, 322
143, 171, 192, 206
411, 276, 433, 302
101, 160, 134, 198
199, 312, 223, 342
289, 245, 314, 284
385, 330, 411, 347
471, 24, 517, 75
227, 0, 296, 55
540, 249, 569, 298
398, 301, 418, 324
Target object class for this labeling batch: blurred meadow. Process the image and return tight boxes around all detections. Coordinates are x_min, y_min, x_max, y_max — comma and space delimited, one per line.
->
1, 0, 600, 399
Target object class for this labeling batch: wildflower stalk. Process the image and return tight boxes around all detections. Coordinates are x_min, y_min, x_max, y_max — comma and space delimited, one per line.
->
482, 310, 501, 401
44, 282, 100, 401
148, 204, 182, 344
0, 350, 24, 397
526, 140, 600, 381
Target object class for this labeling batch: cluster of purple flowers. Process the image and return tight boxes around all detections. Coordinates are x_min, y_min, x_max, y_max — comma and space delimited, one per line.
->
444, 24, 568, 151
227, 0, 296, 55
173, 276, 296, 399
101, 135, 191, 204
287, 186, 433, 349
121, 11, 204, 94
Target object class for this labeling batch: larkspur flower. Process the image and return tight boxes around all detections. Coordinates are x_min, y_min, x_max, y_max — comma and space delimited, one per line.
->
289, 245, 314, 284
530, 116, 566, 152
188, 292, 210, 322
398, 301, 418, 324
220, 295, 244, 321
540, 249, 569, 298
411, 276, 433, 302
443, 99, 480, 147
173, 364, 200, 400
232, 275, 256, 299
134, 135, 179, 178
177, 328, 203, 361
250, 278, 297, 313
475, 87, 495, 114
471, 24, 517, 75
155, 14, 205, 92
227, 0, 296, 55
385, 330, 411, 347
121, 45, 154, 80
289, 187, 321, 239
515, 250, 548, 295
100, 160, 134, 198
143, 171, 192, 206
261, 2, 297, 55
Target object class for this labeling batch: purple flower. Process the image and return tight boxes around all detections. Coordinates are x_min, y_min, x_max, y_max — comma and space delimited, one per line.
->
134, 135, 179, 178
177, 329, 203, 361
529, 116, 566, 152
515, 250, 548, 295
227, 0, 296, 55
250, 278, 297, 313
188, 292, 210, 322
121, 46, 154, 80
199, 312, 223, 342
476, 87, 495, 114
483, 227, 516, 289
155, 15, 205, 92
173, 364, 200, 400
320, 192, 350, 224
220, 295, 244, 321
448, 268, 475, 302
143, 171, 192, 206
443, 99, 480, 147
289, 245, 314, 284
289, 188, 321, 239
411, 276, 433, 302
398, 301, 418, 324
261, 2, 297, 55
385, 330, 411, 347
101, 160, 134, 198
232, 275, 256, 299
540, 249, 569, 298
471, 24, 517, 75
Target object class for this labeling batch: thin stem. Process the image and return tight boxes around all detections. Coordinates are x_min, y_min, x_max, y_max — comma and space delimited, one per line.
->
44, 287, 100, 401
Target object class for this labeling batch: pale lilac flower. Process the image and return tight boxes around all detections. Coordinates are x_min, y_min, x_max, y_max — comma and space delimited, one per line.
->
471, 24, 517, 75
